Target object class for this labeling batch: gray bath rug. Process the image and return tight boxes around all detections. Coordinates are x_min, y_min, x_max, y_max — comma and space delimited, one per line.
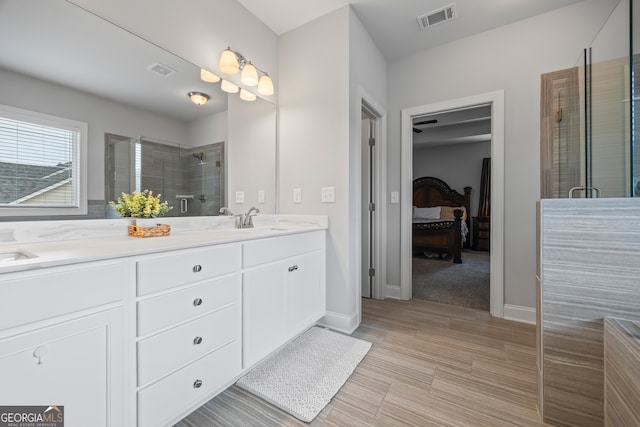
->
236, 326, 372, 422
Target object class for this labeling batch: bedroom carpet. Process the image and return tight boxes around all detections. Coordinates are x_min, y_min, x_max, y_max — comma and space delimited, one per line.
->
412, 250, 490, 311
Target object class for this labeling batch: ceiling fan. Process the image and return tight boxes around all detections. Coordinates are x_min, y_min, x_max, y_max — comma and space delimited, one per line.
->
412, 118, 437, 133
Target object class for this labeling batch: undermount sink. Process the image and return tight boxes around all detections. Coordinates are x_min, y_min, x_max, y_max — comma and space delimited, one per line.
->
0, 250, 38, 263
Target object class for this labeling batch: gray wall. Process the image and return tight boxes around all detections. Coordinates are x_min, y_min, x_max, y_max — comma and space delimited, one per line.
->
413, 141, 490, 219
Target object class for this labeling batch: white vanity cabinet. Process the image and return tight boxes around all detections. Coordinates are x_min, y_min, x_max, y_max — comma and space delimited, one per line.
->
242, 231, 326, 368
134, 244, 242, 427
0, 261, 126, 427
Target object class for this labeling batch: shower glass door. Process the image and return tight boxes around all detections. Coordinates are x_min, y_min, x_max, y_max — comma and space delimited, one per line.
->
105, 135, 225, 216
584, 0, 634, 198
542, 0, 637, 199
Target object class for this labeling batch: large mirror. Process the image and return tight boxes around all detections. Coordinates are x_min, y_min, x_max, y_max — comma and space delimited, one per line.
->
0, 0, 276, 219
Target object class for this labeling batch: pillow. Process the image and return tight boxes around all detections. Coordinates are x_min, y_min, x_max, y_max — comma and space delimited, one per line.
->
413, 206, 441, 220
440, 206, 467, 222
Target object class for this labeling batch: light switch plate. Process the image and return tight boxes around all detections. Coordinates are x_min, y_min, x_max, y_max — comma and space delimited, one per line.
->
258, 190, 265, 204
321, 187, 335, 203
390, 191, 399, 204
293, 188, 302, 203
235, 191, 245, 204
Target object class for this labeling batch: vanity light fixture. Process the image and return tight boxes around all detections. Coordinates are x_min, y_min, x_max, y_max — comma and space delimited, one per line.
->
220, 79, 239, 94
187, 91, 210, 105
219, 48, 240, 74
258, 74, 274, 96
240, 62, 258, 86
240, 88, 256, 101
217, 47, 274, 98
200, 68, 220, 83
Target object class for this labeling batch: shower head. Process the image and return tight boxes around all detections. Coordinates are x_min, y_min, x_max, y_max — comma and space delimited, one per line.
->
192, 152, 206, 165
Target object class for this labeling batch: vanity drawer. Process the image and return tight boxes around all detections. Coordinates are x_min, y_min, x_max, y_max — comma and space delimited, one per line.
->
137, 274, 239, 336
137, 340, 240, 427
137, 244, 239, 296
137, 304, 239, 386
0, 261, 124, 331
242, 231, 325, 268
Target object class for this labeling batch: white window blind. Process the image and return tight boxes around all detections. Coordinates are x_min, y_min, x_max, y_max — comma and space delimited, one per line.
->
0, 104, 86, 214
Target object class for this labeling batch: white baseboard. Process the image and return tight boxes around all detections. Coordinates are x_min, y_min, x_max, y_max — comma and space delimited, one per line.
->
384, 283, 401, 299
318, 310, 359, 334
503, 304, 536, 325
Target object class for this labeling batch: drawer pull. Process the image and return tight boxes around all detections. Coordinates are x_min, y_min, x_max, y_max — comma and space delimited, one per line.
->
193, 379, 203, 389
193, 298, 203, 306
193, 336, 203, 345
193, 265, 202, 273
288, 265, 299, 272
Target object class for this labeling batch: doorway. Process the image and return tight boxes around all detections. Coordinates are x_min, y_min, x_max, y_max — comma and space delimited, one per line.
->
400, 91, 505, 318
357, 95, 386, 307
361, 108, 376, 298
411, 106, 491, 310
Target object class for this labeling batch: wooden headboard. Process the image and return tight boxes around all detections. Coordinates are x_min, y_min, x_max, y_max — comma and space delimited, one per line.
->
413, 176, 472, 228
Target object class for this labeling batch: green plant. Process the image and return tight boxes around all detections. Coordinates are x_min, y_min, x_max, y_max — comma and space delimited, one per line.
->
109, 190, 171, 218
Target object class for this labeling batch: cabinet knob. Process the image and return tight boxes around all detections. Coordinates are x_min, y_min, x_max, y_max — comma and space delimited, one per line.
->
193, 379, 203, 389
192, 265, 202, 273
193, 298, 203, 306
193, 336, 203, 345
288, 265, 299, 272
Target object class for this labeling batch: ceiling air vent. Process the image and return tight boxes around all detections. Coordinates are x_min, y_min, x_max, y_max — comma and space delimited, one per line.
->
147, 62, 176, 77
417, 3, 457, 31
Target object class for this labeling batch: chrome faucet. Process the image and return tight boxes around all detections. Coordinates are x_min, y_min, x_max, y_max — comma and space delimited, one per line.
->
242, 207, 260, 228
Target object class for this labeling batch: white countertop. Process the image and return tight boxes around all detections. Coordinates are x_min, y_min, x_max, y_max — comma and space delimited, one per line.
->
0, 215, 327, 274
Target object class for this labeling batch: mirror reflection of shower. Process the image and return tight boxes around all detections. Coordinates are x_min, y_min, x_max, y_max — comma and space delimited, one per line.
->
192, 152, 206, 166
105, 133, 225, 217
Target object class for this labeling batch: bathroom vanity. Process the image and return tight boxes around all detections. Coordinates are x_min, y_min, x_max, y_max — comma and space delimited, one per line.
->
0, 216, 327, 427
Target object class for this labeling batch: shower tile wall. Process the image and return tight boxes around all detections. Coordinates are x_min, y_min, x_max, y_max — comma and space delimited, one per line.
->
140, 142, 185, 215
537, 198, 640, 426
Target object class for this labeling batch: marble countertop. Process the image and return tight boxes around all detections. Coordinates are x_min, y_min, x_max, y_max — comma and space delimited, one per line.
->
0, 215, 327, 274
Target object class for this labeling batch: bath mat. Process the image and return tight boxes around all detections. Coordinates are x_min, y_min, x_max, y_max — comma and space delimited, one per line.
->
236, 326, 372, 422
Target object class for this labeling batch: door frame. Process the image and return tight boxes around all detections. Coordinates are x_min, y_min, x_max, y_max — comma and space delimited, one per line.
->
400, 90, 505, 318
354, 87, 387, 324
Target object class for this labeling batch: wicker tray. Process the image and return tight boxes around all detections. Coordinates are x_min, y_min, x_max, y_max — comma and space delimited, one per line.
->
128, 223, 171, 238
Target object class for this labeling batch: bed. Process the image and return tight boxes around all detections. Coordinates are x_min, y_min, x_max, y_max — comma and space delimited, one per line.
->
412, 176, 472, 264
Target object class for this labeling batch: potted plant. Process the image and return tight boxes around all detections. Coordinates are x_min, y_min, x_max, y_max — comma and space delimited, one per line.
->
109, 190, 172, 236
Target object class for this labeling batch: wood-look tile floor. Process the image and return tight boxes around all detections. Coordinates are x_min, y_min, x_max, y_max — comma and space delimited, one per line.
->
176, 298, 550, 427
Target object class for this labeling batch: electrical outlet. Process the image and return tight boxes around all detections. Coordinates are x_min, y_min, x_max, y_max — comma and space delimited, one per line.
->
258, 190, 265, 203
235, 191, 245, 204
293, 188, 302, 203
321, 187, 335, 203
390, 191, 399, 204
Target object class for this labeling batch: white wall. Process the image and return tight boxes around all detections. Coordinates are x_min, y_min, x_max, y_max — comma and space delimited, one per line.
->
279, 8, 352, 330
413, 141, 491, 218
386, 0, 620, 308
278, 6, 386, 332
0, 68, 188, 201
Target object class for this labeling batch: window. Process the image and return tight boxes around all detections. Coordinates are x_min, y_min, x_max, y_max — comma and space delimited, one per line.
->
0, 104, 87, 216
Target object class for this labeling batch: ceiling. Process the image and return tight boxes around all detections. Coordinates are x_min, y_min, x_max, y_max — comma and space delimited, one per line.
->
412, 104, 492, 149
237, 0, 586, 60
